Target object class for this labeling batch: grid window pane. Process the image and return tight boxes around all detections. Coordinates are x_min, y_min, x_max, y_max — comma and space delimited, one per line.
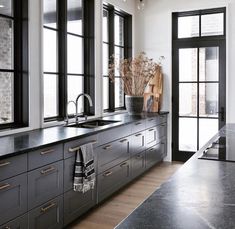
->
179, 83, 197, 117
201, 13, 224, 36
199, 83, 219, 117
0, 17, 13, 70
43, 0, 57, 28
179, 118, 197, 152
0, 72, 13, 124
115, 46, 124, 76
103, 10, 109, 42
0, 0, 12, 16
199, 47, 219, 81
67, 75, 84, 114
43, 74, 58, 118
115, 15, 124, 46
103, 77, 109, 110
115, 77, 124, 108
67, 35, 83, 74
43, 28, 57, 72
103, 43, 109, 76
67, 0, 83, 35
179, 48, 197, 82
178, 16, 199, 38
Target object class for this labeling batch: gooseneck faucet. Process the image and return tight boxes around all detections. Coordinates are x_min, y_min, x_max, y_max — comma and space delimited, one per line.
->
75, 93, 93, 124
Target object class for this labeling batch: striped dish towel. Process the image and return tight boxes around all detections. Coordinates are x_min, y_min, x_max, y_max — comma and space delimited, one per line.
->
74, 143, 96, 193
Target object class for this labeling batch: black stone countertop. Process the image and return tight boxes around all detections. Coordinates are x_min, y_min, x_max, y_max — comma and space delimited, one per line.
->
116, 124, 235, 229
0, 112, 169, 159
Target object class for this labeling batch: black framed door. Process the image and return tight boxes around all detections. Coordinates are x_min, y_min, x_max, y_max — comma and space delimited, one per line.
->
172, 8, 226, 162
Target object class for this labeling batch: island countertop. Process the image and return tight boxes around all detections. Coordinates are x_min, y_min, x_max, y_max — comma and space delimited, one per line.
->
116, 124, 235, 229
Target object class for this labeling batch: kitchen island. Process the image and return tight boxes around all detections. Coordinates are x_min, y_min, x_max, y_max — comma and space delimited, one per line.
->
116, 124, 235, 229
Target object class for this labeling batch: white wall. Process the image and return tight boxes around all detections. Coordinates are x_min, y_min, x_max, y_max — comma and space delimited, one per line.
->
135, 0, 235, 161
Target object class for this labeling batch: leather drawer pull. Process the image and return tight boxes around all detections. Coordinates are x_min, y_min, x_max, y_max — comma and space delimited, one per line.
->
120, 139, 128, 143
0, 161, 10, 168
41, 166, 55, 175
41, 202, 56, 213
136, 155, 142, 158
120, 162, 128, 167
148, 129, 154, 132
135, 133, 142, 137
150, 148, 155, 151
103, 171, 112, 177
161, 124, 165, 127
0, 183, 10, 191
40, 149, 55, 155
103, 145, 112, 150
69, 140, 97, 152
135, 122, 142, 125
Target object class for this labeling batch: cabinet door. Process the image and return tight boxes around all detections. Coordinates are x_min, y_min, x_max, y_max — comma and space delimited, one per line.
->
64, 188, 96, 226
28, 196, 63, 229
146, 127, 157, 148
97, 137, 130, 174
0, 174, 27, 225
64, 156, 76, 192
131, 151, 145, 179
97, 160, 130, 203
28, 161, 63, 210
0, 214, 28, 229
130, 131, 145, 156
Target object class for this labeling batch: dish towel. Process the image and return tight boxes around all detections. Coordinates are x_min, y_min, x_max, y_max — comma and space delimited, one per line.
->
73, 143, 96, 193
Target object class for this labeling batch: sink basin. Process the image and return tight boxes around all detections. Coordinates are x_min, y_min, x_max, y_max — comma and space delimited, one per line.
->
66, 119, 120, 129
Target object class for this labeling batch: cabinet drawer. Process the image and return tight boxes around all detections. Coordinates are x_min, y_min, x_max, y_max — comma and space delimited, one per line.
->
64, 188, 96, 226
157, 122, 167, 139
28, 144, 63, 170
97, 160, 130, 203
0, 174, 27, 225
28, 161, 63, 210
132, 120, 146, 133
146, 142, 165, 169
131, 151, 145, 179
159, 115, 167, 124
96, 137, 130, 174
28, 195, 63, 229
64, 135, 98, 159
0, 214, 28, 229
130, 131, 145, 155
0, 154, 27, 181
146, 127, 157, 148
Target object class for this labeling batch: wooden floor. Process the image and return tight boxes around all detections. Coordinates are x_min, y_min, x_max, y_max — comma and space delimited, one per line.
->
70, 162, 183, 229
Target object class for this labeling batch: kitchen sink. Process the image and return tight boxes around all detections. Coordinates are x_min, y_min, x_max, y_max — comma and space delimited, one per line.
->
66, 119, 120, 129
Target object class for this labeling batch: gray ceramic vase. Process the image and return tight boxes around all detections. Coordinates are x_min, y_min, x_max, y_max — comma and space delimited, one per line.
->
125, 95, 144, 115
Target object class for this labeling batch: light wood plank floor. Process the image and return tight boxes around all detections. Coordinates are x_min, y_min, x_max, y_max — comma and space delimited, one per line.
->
69, 162, 183, 229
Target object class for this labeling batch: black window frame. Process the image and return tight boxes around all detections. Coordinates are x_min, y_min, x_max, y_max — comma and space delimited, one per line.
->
43, 0, 95, 122
103, 4, 132, 112
0, 0, 29, 130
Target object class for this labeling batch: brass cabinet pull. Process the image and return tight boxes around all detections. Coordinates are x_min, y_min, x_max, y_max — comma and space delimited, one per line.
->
148, 129, 155, 132
69, 140, 97, 152
135, 122, 142, 125
0, 161, 10, 168
40, 166, 55, 175
103, 145, 112, 150
120, 162, 128, 167
0, 183, 10, 191
41, 202, 56, 213
120, 139, 128, 143
135, 133, 142, 137
40, 149, 55, 155
103, 171, 112, 177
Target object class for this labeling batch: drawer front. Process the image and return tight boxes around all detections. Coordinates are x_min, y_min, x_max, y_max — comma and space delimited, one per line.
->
146, 127, 157, 148
64, 188, 96, 226
131, 151, 145, 179
64, 135, 98, 159
132, 120, 146, 134
0, 174, 27, 225
0, 214, 28, 229
157, 122, 167, 139
0, 154, 27, 181
28, 144, 63, 170
146, 117, 158, 128
146, 142, 164, 169
97, 137, 130, 174
28, 161, 63, 210
159, 115, 167, 125
28, 196, 63, 229
130, 131, 145, 156
97, 160, 130, 203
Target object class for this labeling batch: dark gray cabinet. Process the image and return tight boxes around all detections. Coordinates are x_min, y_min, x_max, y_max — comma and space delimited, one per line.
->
131, 151, 145, 179
130, 130, 145, 156
28, 195, 63, 229
28, 161, 63, 210
64, 156, 76, 192
132, 120, 146, 133
0, 174, 27, 225
0, 214, 28, 229
146, 127, 157, 148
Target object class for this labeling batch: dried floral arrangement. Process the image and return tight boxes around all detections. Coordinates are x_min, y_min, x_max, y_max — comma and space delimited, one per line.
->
108, 52, 159, 96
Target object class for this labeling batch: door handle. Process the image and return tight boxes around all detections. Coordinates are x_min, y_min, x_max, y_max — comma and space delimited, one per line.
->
216, 107, 225, 122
